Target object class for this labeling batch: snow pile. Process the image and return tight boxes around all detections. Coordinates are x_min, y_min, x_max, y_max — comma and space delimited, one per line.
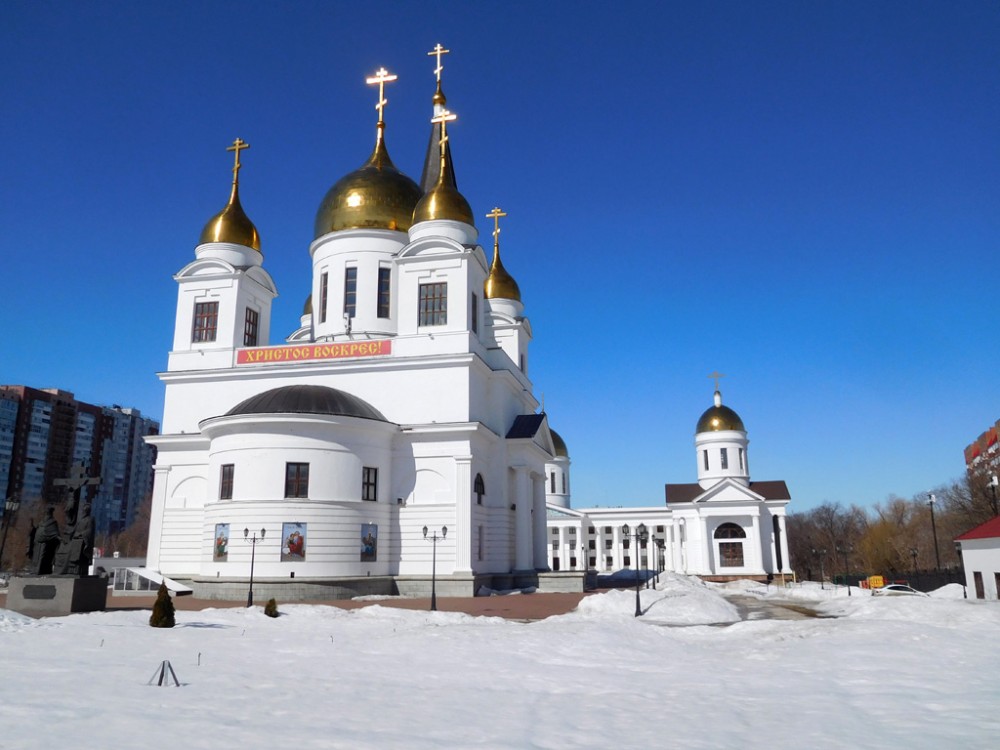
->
573, 573, 740, 625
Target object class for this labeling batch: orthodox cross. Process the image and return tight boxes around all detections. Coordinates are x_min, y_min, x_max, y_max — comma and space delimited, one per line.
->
53, 462, 101, 508
226, 137, 249, 183
431, 108, 457, 159
708, 371, 726, 390
428, 43, 450, 82
366, 66, 398, 125
486, 206, 507, 248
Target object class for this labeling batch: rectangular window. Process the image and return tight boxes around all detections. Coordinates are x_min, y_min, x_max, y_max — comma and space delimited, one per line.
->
702, 450, 709, 471
562, 473, 567, 494
471, 293, 478, 334
319, 272, 328, 324
362, 466, 378, 501
588, 539, 596, 550
243, 308, 259, 347
719, 542, 744, 567
550, 471, 555, 493
192, 301, 219, 343
377, 268, 391, 318
284, 462, 309, 498
721, 448, 729, 470
219, 464, 234, 500
974, 571, 984, 599
418, 282, 447, 326
739, 448, 745, 472
344, 267, 357, 318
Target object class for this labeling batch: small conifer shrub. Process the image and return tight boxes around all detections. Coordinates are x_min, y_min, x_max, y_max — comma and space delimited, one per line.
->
264, 598, 279, 618
149, 582, 176, 628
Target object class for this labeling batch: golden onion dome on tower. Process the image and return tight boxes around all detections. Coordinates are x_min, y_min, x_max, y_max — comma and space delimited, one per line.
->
483, 207, 521, 301
313, 129, 422, 238
303, 294, 312, 316
413, 109, 474, 225
550, 429, 569, 458
696, 390, 746, 433
199, 138, 261, 252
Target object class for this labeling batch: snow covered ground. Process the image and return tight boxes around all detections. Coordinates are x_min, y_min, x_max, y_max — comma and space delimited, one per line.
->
1, 574, 998, 749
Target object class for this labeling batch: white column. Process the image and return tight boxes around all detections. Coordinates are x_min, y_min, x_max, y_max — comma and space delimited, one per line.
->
673, 518, 683, 572
701, 516, 711, 574
146, 466, 170, 569
778, 515, 791, 573
454, 456, 473, 573
750, 514, 762, 573
558, 526, 567, 571
532, 474, 548, 570
612, 525, 623, 570
513, 466, 533, 571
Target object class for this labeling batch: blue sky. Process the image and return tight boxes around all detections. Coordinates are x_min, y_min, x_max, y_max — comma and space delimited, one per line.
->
1, 1, 998, 512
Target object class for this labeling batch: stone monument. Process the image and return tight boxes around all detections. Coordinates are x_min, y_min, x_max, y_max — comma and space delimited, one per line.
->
7, 462, 108, 617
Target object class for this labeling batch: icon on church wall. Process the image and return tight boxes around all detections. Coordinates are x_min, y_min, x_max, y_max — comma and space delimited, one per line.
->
214, 524, 229, 561
282, 522, 306, 562
361, 523, 378, 562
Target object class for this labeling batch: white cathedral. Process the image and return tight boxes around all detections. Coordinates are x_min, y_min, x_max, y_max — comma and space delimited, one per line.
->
145, 51, 791, 600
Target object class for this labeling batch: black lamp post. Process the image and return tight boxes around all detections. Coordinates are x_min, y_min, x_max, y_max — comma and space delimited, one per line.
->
989, 475, 999, 517
836, 544, 853, 596
622, 523, 648, 617
423, 525, 447, 611
927, 494, 941, 571
655, 538, 665, 580
243, 527, 265, 607
909, 547, 918, 577
0, 497, 21, 572
811, 547, 827, 590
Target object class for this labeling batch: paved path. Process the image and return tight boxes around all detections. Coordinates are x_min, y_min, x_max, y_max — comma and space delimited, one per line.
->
723, 595, 823, 621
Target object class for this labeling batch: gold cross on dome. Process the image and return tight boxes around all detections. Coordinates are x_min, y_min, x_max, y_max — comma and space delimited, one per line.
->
428, 43, 450, 82
226, 137, 250, 182
431, 108, 457, 151
708, 371, 725, 390
366, 67, 398, 125
486, 206, 507, 244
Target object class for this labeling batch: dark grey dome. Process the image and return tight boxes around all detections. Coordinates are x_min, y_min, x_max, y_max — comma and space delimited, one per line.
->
225, 385, 387, 422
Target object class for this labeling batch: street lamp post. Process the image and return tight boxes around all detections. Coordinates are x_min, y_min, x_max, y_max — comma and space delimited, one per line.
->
243, 527, 265, 608
928, 494, 941, 571
836, 544, 853, 596
655, 538, 665, 583
622, 523, 648, 617
0, 497, 21, 572
989, 475, 999, 517
909, 547, 918, 578
423, 525, 447, 611
811, 548, 827, 589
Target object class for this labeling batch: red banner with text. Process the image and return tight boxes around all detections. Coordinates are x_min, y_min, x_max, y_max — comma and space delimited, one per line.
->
236, 340, 391, 365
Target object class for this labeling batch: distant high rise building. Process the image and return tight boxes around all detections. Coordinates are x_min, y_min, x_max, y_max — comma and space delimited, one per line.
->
0, 386, 159, 534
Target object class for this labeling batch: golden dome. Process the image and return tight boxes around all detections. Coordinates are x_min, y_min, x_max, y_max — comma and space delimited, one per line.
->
484, 244, 521, 301
696, 391, 745, 432
550, 429, 568, 458
199, 182, 261, 252
303, 294, 312, 316
314, 129, 422, 238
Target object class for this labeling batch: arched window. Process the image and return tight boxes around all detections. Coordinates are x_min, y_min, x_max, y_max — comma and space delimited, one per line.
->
474, 473, 485, 505
715, 522, 745, 567
714, 522, 746, 539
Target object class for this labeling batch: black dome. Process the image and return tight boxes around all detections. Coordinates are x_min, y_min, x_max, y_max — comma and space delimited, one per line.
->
225, 385, 387, 422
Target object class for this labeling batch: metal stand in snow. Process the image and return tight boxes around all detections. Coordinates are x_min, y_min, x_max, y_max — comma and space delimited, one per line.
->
148, 660, 180, 687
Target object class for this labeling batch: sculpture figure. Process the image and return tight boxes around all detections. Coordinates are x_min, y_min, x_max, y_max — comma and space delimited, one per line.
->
30, 507, 60, 575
